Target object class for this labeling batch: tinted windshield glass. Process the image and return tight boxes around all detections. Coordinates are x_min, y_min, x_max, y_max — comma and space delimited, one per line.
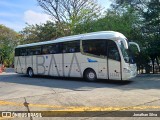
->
118, 40, 130, 63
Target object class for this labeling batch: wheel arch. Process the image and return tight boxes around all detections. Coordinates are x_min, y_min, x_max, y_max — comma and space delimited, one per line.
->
83, 67, 96, 78
27, 67, 33, 74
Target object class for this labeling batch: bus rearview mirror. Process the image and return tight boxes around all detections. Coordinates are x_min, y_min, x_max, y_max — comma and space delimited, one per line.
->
129, 42, 140, 52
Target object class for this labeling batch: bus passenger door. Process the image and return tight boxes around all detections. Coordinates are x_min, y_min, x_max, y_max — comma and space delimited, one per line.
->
107, 40, 121, 80
98, 63, 108, 79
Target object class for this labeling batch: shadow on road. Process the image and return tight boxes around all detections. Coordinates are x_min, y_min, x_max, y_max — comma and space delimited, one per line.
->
0, 73, 160, 91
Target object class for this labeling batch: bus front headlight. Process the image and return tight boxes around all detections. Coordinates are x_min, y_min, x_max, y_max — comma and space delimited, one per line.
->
123, 68, 131, 73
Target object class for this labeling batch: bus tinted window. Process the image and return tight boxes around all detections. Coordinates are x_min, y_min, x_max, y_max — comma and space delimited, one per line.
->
15, 48, 20, 56
42, 43, 60, 54
62, 41, 80, 53
108, 40, 120, 61
82, 40, 106, 56
27, 46, 41, 55
20, 48, 26, 56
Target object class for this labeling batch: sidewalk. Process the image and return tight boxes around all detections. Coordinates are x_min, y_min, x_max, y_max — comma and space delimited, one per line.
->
5, 68, 15, 73
137, 73, 160, 77
1, 68, 14, 73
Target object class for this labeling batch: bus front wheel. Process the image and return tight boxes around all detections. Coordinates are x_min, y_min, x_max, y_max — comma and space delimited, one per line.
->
84, 69, 97, 82
27, 68, 34, 77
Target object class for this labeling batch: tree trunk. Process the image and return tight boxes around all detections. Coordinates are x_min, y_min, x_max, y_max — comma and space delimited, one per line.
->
151, 59, 155, 74
155, 56, 160, 72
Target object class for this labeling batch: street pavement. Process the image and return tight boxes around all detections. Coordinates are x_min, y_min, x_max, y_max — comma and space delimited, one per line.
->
0, 68, 160, 119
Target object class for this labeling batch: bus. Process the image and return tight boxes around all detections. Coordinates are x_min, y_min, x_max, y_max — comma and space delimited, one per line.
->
14, 31, 140, 81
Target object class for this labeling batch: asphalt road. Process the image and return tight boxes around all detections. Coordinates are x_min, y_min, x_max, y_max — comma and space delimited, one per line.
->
0, 69, 160, 119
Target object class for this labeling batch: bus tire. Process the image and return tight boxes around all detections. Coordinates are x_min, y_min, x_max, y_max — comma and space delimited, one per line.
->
84, 69, 97, 82
27, 68, 34, 77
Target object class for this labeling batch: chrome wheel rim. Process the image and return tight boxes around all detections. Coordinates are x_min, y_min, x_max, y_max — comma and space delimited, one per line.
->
88, 72, 95, 79
29, 69, 33, 76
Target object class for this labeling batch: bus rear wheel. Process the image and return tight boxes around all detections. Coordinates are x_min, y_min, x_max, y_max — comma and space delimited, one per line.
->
27, 68, 34, 77
84, 69, 97, 82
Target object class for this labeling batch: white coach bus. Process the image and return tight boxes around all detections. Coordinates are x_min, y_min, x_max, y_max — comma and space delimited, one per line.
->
14, 31, 140, 81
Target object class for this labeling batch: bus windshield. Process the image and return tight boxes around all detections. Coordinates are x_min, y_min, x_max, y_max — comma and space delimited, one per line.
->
118, 40, 130, 63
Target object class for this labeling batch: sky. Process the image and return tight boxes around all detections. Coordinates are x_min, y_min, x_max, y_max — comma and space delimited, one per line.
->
0, 0, 111, 32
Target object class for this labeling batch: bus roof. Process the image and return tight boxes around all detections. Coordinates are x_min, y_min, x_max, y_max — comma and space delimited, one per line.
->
16, 31, 127, 48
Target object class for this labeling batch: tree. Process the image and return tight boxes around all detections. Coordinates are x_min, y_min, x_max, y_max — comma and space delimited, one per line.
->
20, 21, 59, 43
111, 0, 160, 74
111, 0, 148, 11
142, 0, 160, 73
0, 25, 20, 67
74, 6, 142, 40
37, 0, 102, 35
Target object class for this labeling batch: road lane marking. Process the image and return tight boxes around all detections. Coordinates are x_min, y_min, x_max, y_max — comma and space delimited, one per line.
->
0, 100, 160, 119
55, 106, 160, 111
0, 100, 160, 111
0, 100, 63, 109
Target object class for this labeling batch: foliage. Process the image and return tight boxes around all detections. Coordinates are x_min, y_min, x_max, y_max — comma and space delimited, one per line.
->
20, 21, 61, 43
0, 25, 20, 67
37, 0, 102, 35
110, 0, 160, 73
142, 0, 160, 73
74, 6, 142, 40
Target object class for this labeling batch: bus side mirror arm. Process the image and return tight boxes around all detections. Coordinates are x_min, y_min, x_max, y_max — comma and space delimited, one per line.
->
129, 42, 140, 52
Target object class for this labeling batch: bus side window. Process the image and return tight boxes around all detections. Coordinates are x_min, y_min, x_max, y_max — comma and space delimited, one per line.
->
20, 48, 26, 56
15, 48, 20, 56
27, 46, 41, 55
42, 45, 49, 54
27, 48, 33, 56
52, 43, 61, 54
42, 43, 61, 54
82, 40, 106, 57
108, 41, 120, 61
63, 41, 80, 53
35, 47, 41, 55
